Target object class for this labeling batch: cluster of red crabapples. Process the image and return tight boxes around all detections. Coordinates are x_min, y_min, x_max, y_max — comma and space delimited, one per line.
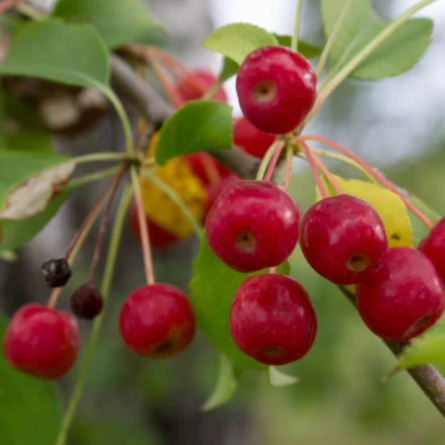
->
3, 45, 445, 380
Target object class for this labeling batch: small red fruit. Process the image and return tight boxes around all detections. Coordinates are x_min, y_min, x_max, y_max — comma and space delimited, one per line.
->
3, 303, 79, 379
230, 274, 317, 365
203, 175, 240, 223
300, 195, 388, 285
357, 247, 445, 341
177, 69, 227, 102
206, 181, 300, 272
185, 152, 233, 186
119, 284, 195, 358
418, 216, 445, 283
233, 116, 275, 159
129, 203, 178, 249
236, 46, 316, 134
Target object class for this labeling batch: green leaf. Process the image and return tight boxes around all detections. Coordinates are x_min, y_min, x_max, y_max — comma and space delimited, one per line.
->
0, 151, 73, 220
273, 34, 322, 59
399, 317, 445, 369
52, 0, 163, 49
2, 131, 52, 152
0, 313, 62, 443
155, 100, 233, 165
0, 192, 67, 254
322, 0, 433, 80
0, 20, 109, 88
202, 23, 278, 65
218, 57, 239, 83
190, 234, 290, 371
201, 355, 237, 411
267, 366, 299, 387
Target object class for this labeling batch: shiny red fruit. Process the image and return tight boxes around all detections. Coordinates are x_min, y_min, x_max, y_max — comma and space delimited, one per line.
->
357, 247, 445, 342
236, 46, 316, 134
233, 116, 275, 159
300, 195, 388, 285
230, 274, 317, 365
418, 216, 445, 283
177, 69, 227, 102
206, 180, 300, 272
119, 284, 195, 358
3, 303, 79, 379
185, 152, 234, 186
129, 203, 178, 249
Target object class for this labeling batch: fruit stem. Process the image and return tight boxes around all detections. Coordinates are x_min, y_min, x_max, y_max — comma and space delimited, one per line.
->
149, 59, 184, 108
140, 45, 188, 78
47, 169, 125, 309
256, 140, 281, 181
130, 167, 155, 285
309, 147, 377, 183
264, 142, 285, 182
68, 166, 121, 190
316, 0, 355, 78
54, 185, 133, 445
312, 152, 343, 195
282, 145, 294, 191
141, 168, 203, 238
304, 0, 437, 124
291, 0, 304, 52
297, 140, 328, 199
297, 135, 434, 229
88, 165, 127, 283
73, 153, 133, 165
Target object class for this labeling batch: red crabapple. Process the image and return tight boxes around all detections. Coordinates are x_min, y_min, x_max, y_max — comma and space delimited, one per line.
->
3, 303, 79, 379
300, 195, 388, 285
236, 46, 316, 134
418, 215, 445, 283
206, 180, 300, 272
357, 247, 445, 341
119, 284, 195, 358
233, 116, 275, 159
230, 274, 317, 365
177, 69, 227, 102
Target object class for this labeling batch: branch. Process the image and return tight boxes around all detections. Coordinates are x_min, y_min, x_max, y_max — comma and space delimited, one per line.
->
109, 54, 260, 179
339, 286, 445, 418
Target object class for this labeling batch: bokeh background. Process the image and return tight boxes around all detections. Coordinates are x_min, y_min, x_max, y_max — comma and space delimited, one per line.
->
1, 0, 445, 444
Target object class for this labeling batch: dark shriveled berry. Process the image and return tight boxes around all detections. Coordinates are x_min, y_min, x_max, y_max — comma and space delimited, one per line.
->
41, 258, 72, 288
70, 283, 104, 320
357, 247, 445, 342
230, 274, 317, 365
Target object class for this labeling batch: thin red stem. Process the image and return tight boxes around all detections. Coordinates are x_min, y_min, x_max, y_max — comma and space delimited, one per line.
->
312, 153, 343, 195
264, 142, 285, 182
145, 46, 188, 78
297, 135, 434, 229
88, 166, 127, 283
130, 168, 155, 285
298, 140, 328, 199
282, 146, 293, 192
149, 60, 184, 109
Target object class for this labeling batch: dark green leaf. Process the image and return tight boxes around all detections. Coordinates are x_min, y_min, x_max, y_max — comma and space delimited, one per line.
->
202, 23, 278, 65
52, 0, 163, 49
155, 100, 233, 165
272, 34, 322, 59
0, 20, 109, 88
2, 131, 52, 152
0, 313, 62, 443
0, 192, 66, 253
322, 0, 432, 80
190, 234, 290, 371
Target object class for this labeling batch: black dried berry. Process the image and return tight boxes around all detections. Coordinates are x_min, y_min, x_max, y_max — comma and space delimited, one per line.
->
41, 258, 72, 288
70, 283, 104, 320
